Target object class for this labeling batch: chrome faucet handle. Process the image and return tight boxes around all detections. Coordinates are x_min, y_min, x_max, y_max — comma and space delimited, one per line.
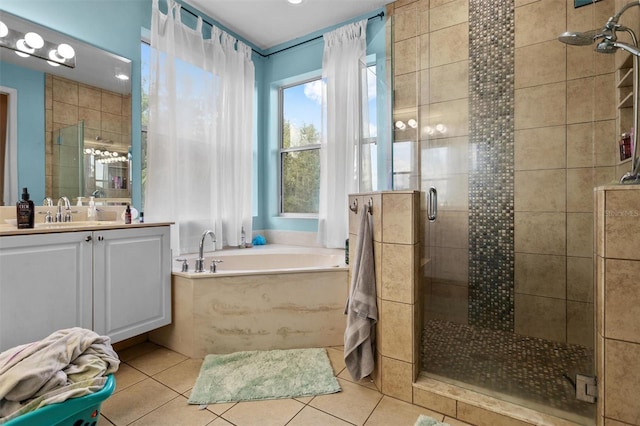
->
210, 259, 223, 273
175, 258, 189, 272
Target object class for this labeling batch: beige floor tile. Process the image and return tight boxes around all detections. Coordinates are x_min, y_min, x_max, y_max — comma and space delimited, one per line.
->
112, 363, 147, 394
309, 378, 383, 425
326, 346, 346, 375
220, 399, 305, 426
337, 369, 378, 390
101, 378, 179, 425
153, 358, 203, 394
128, 395, 217, 426
288, 405, 353, 425
444, 416, 474, 426
210, 417, 235, 425
127, 347, 188, 376
365, 395, 445, 426
117, 342, 161, 362
203, 401, 237, 416
98, 414, 114, 425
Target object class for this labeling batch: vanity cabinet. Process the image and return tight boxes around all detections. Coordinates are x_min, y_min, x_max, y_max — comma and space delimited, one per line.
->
0, 225, 171, 352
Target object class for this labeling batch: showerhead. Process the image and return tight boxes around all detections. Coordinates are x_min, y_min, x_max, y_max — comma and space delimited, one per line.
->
596, 39, 640, 56
558, 30, 598, 46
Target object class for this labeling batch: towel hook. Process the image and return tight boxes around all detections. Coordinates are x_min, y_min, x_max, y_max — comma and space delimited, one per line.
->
349, 198, 358, 213
366, 197, 373, 215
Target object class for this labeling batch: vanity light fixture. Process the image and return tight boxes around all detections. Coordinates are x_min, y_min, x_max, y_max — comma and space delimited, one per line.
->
0, 22, 76, 68
287, 0, 303, 4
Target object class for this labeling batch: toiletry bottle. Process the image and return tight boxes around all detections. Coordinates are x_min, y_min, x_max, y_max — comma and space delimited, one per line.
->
139, 212, 144, 223
125, 205, 132, 224
241, 226, 246, 248
87, 196, 96, 220
16, 187, 35, 229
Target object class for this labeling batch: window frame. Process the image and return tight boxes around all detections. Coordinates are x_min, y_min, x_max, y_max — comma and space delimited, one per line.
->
278, 76, 322, 218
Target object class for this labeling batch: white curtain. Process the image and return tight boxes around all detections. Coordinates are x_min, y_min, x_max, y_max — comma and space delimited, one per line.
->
318, 20, 367, 248
146, 0, 254, 255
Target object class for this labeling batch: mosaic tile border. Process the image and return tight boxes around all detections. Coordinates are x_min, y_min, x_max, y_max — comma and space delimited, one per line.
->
468, 0, 516, 331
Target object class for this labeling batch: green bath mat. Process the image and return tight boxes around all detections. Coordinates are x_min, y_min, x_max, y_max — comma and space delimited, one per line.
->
414, 415, 451, 426
188, 348, 341, 404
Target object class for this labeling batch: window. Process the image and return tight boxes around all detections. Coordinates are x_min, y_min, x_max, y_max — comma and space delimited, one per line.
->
279, 78, 322, 215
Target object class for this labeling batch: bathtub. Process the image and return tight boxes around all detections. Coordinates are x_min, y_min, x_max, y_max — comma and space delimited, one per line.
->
150, 245, 349, 357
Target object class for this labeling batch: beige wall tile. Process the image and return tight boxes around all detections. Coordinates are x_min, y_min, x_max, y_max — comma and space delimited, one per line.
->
605, 189, 640, 260
594, 73, 616, 121
433, 246, 468, 284
514, 212, 566, 255
515, 0, 566, 48
566, 122, 595, 169
605, 259, 640, 344
514, 82, 566, 130
515, 41, 566, 89
421, 136, 469, 177
429, 22, 469, 67
566, 167, 595, 213
101, 111, 123, 134
515, 293, 566, 342
566, 77, 594, 124
596, 255, 604, 337
594, 119, 617, 167
52, 100, 79, 126
418, 2, 429, 35
430, 0, 468, 32
567, 212, 593, 257
427, 280, 468, 324
515, 253, 566, 299
382, 192, 416, 244
566, 46, 595, 81
78, 84, 101, 110
102, 91, 123, 115
381, 243, 415, 303
567, 300, 593, 348
419, 69, 430, 105
429, 61, 469, 103
79, 107, 102, 131
514, 169, 566, 212
379, 300, 413, 362
458, 402, 532, 426
394, 72, 418, 110
394, 5, 418, 42
413, 387, 457, 417
52, 77, 78, 105
380, 356, 413, 402
604, 339, 640, 424
419, 33, 429, 70
567, 256, 593, 303
429, 210, 468, 250
394, 37, 417, 75
514, 126, 566, 171
427, 98, 469, 139
595, 188, 605, 258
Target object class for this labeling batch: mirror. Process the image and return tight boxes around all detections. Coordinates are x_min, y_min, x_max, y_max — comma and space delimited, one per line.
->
0, 10, 132, 205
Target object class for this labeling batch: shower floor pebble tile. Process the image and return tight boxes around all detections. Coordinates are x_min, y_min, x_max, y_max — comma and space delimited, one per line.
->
99, 342, 467, 426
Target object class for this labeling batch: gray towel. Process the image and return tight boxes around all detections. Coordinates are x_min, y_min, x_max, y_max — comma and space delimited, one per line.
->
344, 209, 377, 381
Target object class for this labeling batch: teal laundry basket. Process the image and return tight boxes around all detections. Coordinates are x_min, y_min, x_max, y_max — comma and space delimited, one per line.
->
4, 375, 115, 426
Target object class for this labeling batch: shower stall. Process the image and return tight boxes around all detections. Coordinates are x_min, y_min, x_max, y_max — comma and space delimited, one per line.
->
388, 0, 640, 424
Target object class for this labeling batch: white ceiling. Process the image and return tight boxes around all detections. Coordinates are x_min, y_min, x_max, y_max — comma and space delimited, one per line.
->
183, 0, 393, 51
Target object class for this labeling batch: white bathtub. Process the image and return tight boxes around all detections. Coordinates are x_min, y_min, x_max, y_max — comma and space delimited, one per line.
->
152, 244, 349, 357
172, 245, 346, 276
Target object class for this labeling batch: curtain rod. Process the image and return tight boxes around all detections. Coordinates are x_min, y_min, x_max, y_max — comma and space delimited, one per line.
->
179, 6, 385, 59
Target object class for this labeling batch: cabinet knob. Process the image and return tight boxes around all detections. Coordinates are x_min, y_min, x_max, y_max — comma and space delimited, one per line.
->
85, 235, 92, 242
97, 235, 104, 241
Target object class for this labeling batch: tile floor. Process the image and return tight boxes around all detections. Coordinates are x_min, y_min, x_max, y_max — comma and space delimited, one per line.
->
98, 341, 472, 426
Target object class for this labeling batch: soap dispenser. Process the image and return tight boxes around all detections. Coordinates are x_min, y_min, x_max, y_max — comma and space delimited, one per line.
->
16, 187, 35, 229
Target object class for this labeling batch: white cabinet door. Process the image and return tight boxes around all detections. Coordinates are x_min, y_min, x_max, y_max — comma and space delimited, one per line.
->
92, 226, 171, 342
0, 232, 93, 352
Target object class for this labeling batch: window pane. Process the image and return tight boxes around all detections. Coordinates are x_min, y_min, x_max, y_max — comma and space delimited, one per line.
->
282, 80, 322, 149
281, 149, 320, 214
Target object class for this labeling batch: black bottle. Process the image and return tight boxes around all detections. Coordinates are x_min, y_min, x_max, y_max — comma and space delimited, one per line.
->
16, 187, 35, 229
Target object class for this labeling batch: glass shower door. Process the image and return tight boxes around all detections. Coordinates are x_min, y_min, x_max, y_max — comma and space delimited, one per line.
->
53, 121, 84, 202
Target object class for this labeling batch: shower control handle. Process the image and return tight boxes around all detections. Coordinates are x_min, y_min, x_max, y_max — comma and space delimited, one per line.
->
427, 187, 437, 222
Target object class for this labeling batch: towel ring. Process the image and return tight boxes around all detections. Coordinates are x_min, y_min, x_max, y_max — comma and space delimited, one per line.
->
349, 198, 358, 213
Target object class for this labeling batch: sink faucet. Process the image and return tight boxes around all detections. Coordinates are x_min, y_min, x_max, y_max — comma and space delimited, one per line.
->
56, 196, 72, 222
42, 197, 54, 223
195, 230, 216, 272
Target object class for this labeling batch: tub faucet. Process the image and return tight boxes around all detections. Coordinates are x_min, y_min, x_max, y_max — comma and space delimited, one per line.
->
195, 229, 216, 272
56, 196, 72, 222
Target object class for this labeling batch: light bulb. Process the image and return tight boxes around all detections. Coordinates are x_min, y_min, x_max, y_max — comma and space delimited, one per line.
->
0, 21, 8, 38
115, 73, 129, 81
395, 120, 406, 130
47, 60, 60, 67
287, 0, 303, 4
24, 32, 44, 49
16, 39, 34, 54
407, 119, 418, 128
57, 43, 75, 59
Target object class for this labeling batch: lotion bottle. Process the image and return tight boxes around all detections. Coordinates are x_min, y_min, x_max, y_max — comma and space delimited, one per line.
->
87, 196, 96, 220
125, 204, 132, 224
16, 187, 35, 229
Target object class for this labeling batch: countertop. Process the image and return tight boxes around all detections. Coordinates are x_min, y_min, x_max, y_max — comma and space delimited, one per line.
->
0, 221, 173, 237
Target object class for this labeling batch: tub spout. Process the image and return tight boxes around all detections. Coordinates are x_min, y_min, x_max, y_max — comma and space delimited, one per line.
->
196, 229, 216, 272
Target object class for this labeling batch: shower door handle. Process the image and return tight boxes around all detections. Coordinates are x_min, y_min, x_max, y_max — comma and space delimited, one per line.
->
427, 187, 437, 222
